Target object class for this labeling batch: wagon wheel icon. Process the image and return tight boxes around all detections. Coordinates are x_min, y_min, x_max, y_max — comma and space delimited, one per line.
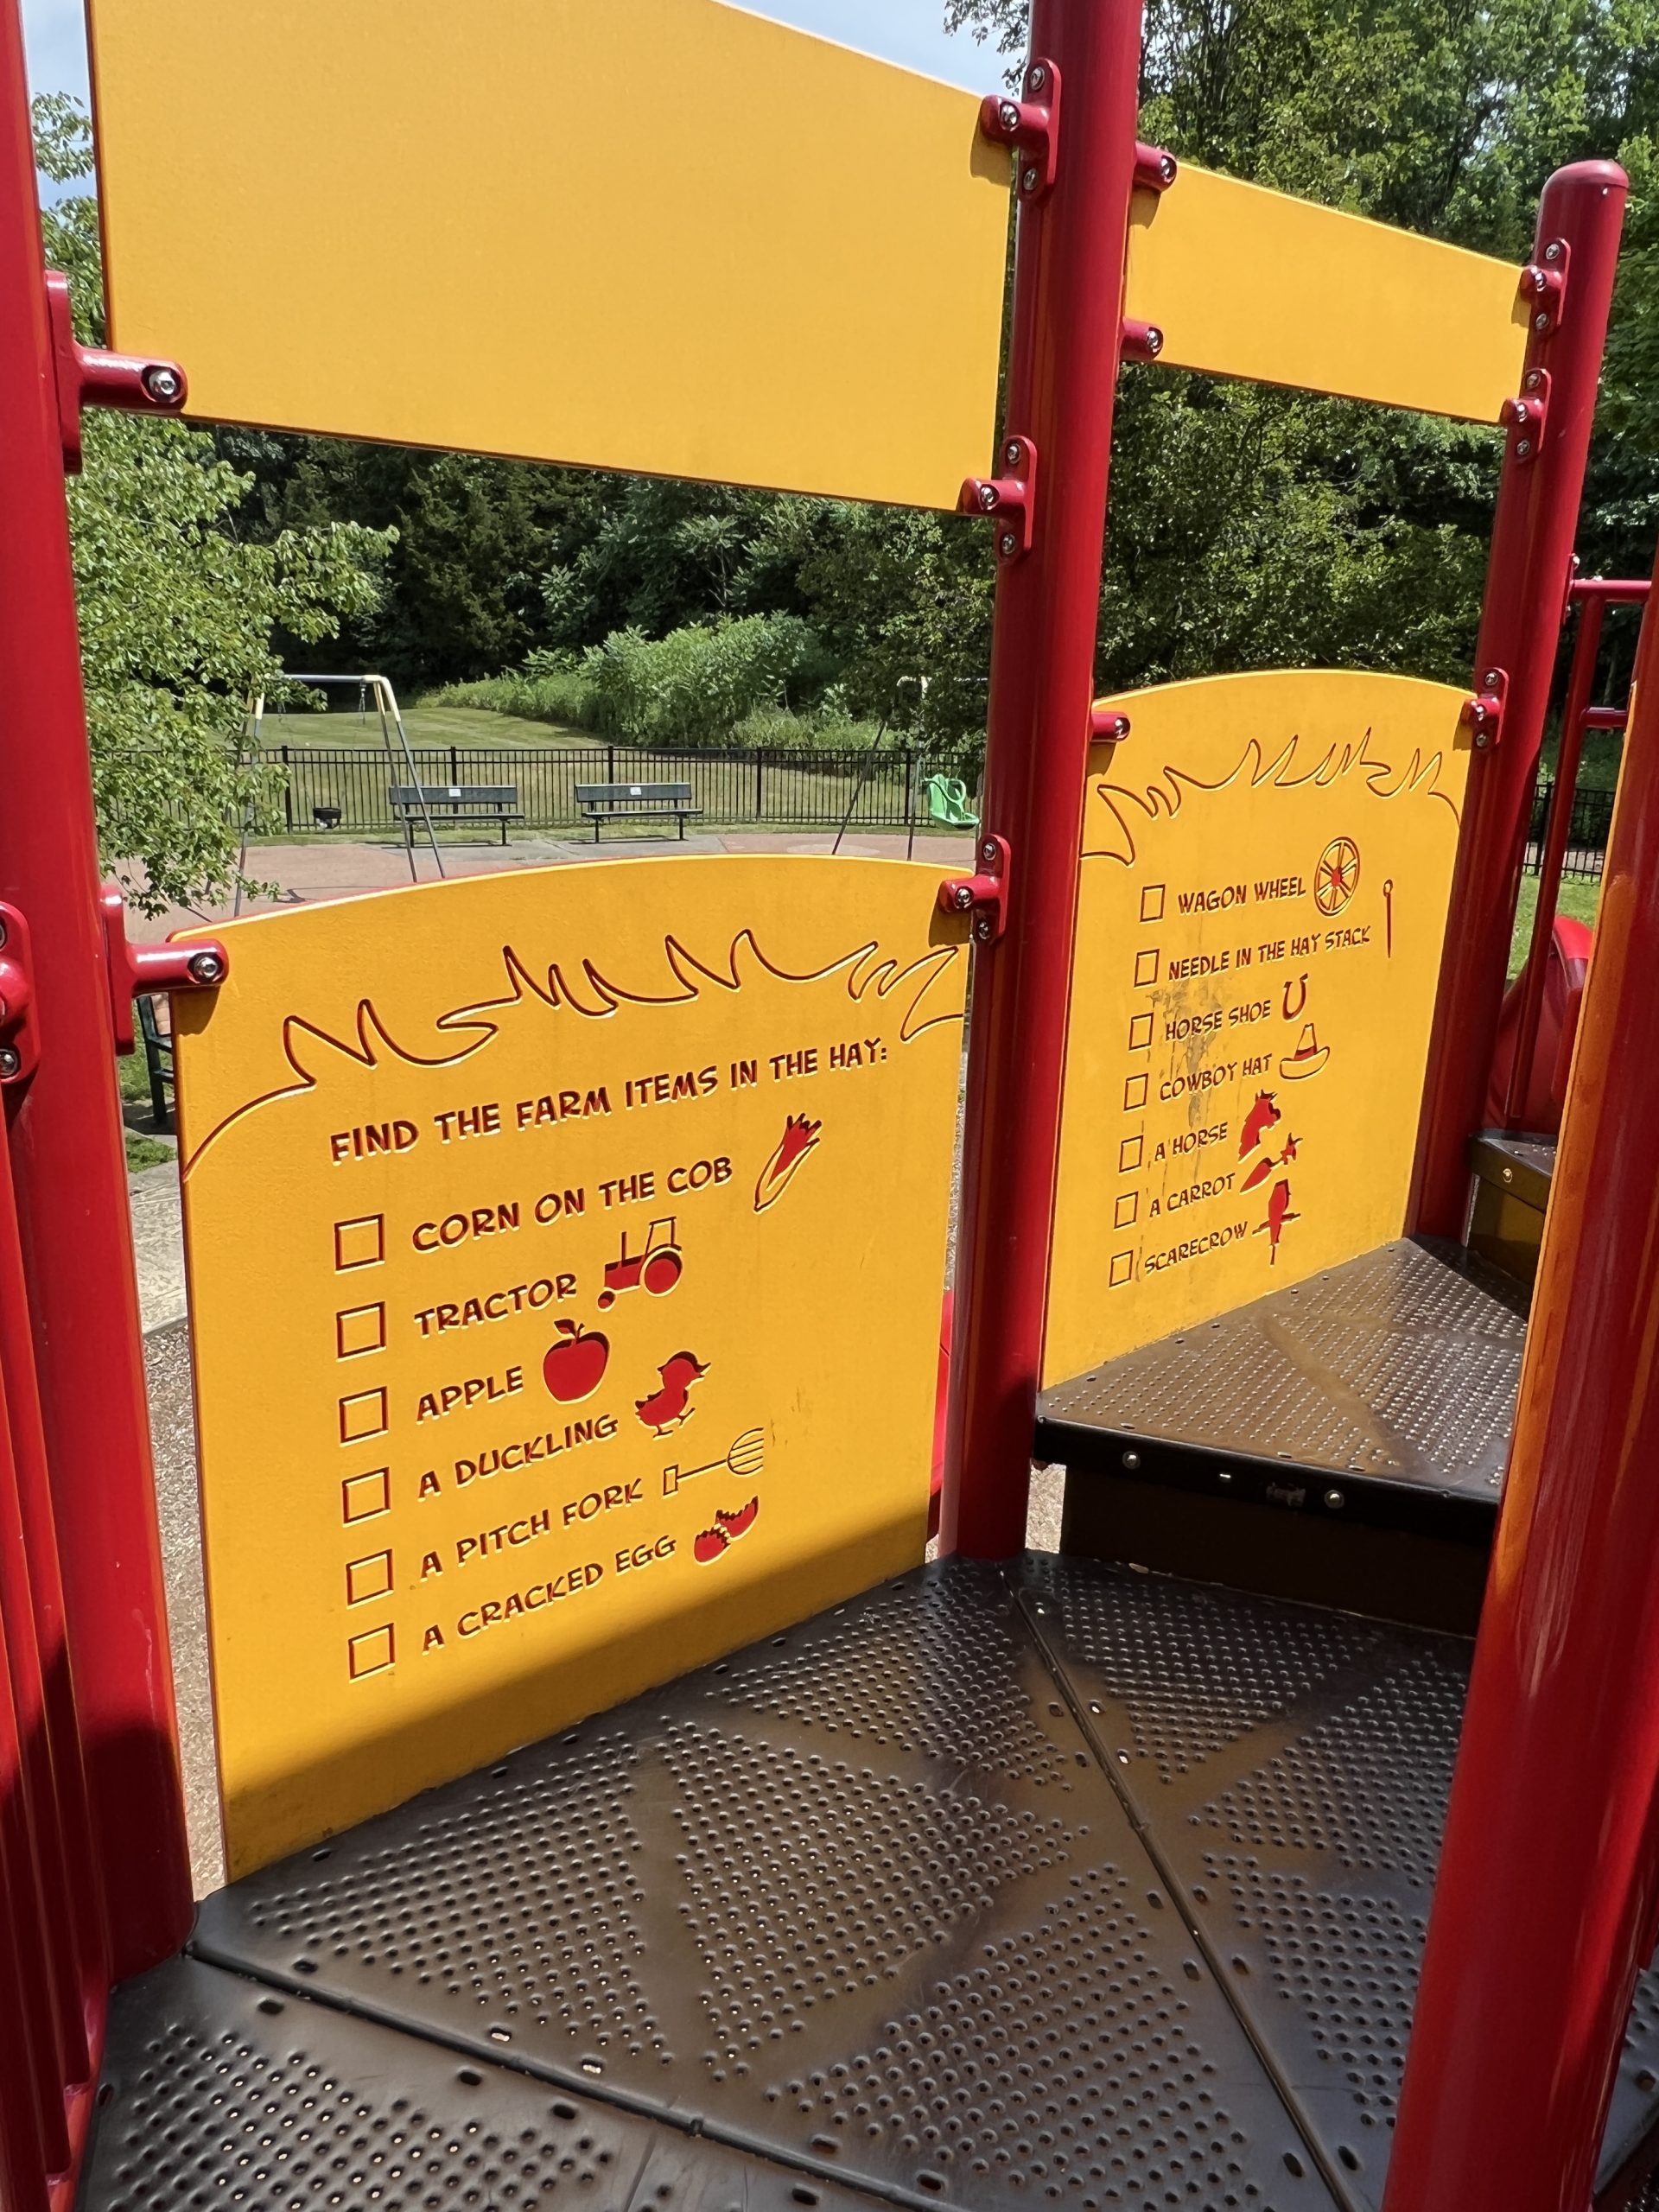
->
1314, 837, 1361, 917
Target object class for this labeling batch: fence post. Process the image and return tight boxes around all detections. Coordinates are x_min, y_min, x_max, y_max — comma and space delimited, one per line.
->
282, 747, 293, 832
756, 754, 765, 821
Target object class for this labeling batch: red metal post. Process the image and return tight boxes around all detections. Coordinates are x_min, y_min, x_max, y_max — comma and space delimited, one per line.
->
939, 0, 1145, 1559
0, 0, 192, 1970
1385, 557, 1659, 2211
1501, 590, 1603, 1128
1409, 162, 1627, 1233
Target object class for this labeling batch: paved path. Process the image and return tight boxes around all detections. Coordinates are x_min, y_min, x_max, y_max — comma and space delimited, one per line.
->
142, 827, 976, 938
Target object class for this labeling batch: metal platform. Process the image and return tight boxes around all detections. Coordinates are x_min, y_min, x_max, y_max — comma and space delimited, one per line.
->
77, 1557, 1659, 2212
1468, 1130, 1558, 1285
1036, 1239, 1529, 1550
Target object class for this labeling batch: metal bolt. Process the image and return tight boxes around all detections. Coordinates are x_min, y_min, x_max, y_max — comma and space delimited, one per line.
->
1535, 311, 1551, 333
999, 100, 1021, 131
1122, 1450, 1141, 1471
1544, 239, 1563, 264
974, 916, 993, 943
999, 532, 1018, 556
0, 916, 8, 949
953, 885, 974, 912
1004, 439, 1024, 468
1217, 1469, 1233, 1484
978, 482, 999, 512
1474, 728, 1492, 749
0, 1046, 20, 1079
188, 949, 226, 984
1324, 1488, 1345, 1510
1510, 401, 1529, 426
1526, 368, 1544, 391
1516, 437, 1534, 460
981, 839, 998, 863
1502, 1166, 1515, 1184
1021, 167, 1040, 194
1529, 266, 1548, 292
1027, 63, 1046, 91
1484, 670, 1503, 690
141, 362, 183, 404
1159, 154, 1177, 184
1144, 325, 1165, 357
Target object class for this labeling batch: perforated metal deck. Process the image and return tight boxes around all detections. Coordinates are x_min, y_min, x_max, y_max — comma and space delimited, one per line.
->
87, 1560, 1659, 2212
1036, 1240, 1529, 1544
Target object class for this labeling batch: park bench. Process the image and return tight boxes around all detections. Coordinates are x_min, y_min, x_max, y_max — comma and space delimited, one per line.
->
389, 783, 523, 846
575, 779, 702, 841
137, 993, 174, 1132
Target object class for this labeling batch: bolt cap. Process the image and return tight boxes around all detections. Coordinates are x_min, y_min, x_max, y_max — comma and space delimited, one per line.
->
1122, 1450, 1141, 1471
188, 949, 226, 983
141, 362, 184, 404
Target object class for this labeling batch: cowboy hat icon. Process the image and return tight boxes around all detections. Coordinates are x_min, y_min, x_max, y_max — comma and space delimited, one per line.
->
1279, 1022, 1331, 1080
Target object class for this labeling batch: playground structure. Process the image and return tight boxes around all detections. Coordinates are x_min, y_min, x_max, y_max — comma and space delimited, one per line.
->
1, 6, 1658, 2212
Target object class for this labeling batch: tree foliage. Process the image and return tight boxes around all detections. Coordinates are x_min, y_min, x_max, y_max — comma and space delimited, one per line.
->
36, 98, 389, 913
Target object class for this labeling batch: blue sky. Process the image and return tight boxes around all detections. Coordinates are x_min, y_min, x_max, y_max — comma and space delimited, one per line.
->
20, 0, 1001, 105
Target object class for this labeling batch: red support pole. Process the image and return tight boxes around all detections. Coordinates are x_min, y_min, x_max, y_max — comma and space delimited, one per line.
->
1410, 162, 1627, 1234
1385, 556, 1659, 2212
1501, 591, 1602, 1128
940, 0, 1144, 1559
0, 0, 192, 1971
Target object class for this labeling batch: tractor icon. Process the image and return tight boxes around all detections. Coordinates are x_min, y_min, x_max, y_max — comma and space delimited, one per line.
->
597, 1217, 684, 1309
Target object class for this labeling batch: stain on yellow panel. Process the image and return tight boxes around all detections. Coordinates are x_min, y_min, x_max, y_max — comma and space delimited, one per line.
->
1126, 166, 1529, 421
86, 0, 1010, 510
172, 858, 965, 1874
1043, 672, 1472, 1389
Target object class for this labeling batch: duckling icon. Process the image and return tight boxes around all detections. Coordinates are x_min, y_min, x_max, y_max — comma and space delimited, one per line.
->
1278, 1022, 1331, 1081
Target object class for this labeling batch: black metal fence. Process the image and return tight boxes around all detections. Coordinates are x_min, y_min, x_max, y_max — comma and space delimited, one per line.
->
267, 744, 976, 836
1524, 775, 1616, 881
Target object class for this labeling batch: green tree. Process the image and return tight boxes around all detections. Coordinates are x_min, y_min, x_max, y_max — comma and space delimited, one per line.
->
35, 96, 389, 915
944, 0, 1659, 692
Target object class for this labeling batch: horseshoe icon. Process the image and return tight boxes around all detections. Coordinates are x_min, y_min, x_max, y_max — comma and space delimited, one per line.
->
1282, 974, 1309, 1021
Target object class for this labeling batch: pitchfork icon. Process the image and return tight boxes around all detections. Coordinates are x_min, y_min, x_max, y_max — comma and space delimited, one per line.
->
662, 1427, 765, 1497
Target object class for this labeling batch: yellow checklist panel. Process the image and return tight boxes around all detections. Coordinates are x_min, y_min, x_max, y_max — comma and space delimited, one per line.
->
172, 858, 966, 1875
87, 0, 1010, 510
1043, 671, 1472, 1389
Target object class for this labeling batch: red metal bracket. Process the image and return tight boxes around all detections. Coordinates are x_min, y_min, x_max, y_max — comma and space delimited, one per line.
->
1122, 319, 1165, 365
0, 902, 38, 1084
1090, 704, 1131, 741
1519, 240, 1570, 336
1464, 667, 1510, 750
46, 270, 188, 474
960, 435, 1039, 562
99, 885, 227, 1056
1502, 366, 1551, 461
979, 59, 1060, 200
1134, 141, 1179, 193
938, 834, 1011, 946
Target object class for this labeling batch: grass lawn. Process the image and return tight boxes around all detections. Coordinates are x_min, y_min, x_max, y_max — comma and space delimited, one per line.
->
1509, 872, 1601, 979
255, 702, 593, 752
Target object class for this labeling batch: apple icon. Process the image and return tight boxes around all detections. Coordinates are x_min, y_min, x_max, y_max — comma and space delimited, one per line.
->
542, 1319, 609, 1402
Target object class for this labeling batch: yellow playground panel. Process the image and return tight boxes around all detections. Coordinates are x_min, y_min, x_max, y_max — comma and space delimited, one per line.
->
172, 858, 966, 1875
1044, 671, 1474, 1388
86, 0, 1011, 510
1126, 165, 1531, 421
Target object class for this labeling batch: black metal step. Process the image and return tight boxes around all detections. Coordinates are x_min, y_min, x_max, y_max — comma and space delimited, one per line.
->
1467, 1130, 1558, 1285
1020, 1556, 1659, 2211
188, 1562, 1337, 2212
1036, 1239, 1529, 1627
82, 1953, 887, 2212
124, 1556, 1659, 2212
